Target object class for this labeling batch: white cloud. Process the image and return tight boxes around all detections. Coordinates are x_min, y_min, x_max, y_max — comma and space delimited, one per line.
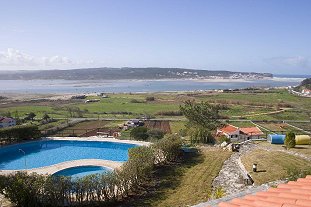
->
0, 48, 95, 69
265, 56, 310, 68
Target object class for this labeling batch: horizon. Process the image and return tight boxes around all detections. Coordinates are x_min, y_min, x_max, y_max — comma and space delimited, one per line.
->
1, 0, 311, 75
0, 67, 310, 77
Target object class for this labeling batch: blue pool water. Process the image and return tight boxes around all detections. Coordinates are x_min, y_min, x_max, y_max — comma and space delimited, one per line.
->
0, 140, 137, 170
53, 166, 111, 178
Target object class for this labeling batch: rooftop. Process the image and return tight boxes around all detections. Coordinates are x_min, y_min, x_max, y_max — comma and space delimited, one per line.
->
240, 127, 264, 136
218, 125, 239, 134
211, 175, 311, 207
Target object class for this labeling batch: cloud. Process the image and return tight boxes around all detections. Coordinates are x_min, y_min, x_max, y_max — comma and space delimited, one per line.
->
265, 56, 310, 68
0, 48, 95, 69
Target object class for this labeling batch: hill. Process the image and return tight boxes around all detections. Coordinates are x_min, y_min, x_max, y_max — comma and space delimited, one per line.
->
0, 67, 273, 80
295, 78, 311, 91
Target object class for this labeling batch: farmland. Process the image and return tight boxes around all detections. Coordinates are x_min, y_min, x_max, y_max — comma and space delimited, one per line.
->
1, 89, 310, 139
1, 89, 311, 121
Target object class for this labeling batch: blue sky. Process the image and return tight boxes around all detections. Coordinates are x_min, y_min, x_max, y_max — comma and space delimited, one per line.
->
0, 0, 310, 74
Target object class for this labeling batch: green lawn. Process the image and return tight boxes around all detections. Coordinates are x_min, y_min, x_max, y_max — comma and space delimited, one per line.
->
126, 148, 232, 207
241, 149, 311, 185
257, 141, 311, 156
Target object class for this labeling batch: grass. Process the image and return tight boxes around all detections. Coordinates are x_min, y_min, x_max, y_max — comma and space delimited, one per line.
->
255, 122, 306, 134
241, 149, 311, 185
257, 141, 311, 156
226, 121, 256, 127
126, 148, 231, 207
169, 121, 186, 134
1, 89, 311, 121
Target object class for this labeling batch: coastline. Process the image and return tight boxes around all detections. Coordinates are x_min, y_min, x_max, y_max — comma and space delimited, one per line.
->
0, 77, 303, 98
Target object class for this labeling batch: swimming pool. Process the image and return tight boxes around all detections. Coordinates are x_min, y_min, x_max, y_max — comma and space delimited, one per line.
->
0, 140, 137, 170
53, 166, 112, 178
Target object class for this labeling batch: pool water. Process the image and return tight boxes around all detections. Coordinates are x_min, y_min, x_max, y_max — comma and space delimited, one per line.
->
53, 166, 111, 178
0, 140, 136, 170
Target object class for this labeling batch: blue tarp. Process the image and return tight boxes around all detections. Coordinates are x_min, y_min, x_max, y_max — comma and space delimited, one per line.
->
268, 134, 286, 144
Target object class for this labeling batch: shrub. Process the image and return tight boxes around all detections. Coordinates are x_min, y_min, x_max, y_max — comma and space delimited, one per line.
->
285, 131, 296, 149
287, 167, 311, 181
130, 99, 144, 103
130, 127, 149, 140
218, 135, 230, 144
147, 129, 165, 140
145, 96, 155, 101
154, 134, 182, 163
155, 110, 182, 116
0, 125, 41, 143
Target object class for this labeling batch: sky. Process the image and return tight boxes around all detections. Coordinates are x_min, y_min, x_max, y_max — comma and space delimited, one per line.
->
0, 0, 310, 74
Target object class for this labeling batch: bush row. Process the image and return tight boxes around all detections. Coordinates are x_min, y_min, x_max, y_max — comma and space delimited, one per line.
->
0, 135, 182, 207
0, 125, 41, 143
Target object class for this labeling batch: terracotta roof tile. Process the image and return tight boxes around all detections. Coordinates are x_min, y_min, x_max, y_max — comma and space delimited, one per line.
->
239, 127, 264, 136
218, 125, 239, 134
214, 176, 311, 207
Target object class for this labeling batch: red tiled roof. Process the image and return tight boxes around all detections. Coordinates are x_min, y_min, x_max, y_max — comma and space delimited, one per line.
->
240, 127, 264, 136
218, 125, 239, 134
213, 175, 311, 207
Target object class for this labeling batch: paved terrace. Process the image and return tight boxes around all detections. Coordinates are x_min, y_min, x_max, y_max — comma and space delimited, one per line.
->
46, 136, 151, 146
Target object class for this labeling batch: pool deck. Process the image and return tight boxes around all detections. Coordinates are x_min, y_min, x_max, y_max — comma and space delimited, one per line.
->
0, 159, 123, 176
45, 136, 151, 146
0, 137, 151, 176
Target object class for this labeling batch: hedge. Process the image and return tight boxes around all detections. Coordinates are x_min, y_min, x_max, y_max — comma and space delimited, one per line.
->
0, 125, 41, 143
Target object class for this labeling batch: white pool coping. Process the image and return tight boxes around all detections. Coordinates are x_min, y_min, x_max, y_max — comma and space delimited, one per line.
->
45, 136, 151, 146
0, 137, 151, 176
0, 159, 123, 176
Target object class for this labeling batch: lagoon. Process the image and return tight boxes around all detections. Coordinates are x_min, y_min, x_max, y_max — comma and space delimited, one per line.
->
0, 77, 304, 94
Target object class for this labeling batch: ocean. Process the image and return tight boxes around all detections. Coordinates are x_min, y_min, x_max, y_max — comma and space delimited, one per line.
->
0, 76, 306, 94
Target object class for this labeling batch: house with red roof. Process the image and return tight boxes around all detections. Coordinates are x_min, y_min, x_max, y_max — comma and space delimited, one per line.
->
216, 125, 240, 141
0, 117, 16, 128
217, 125, 263, 142
239, 127, 264, 140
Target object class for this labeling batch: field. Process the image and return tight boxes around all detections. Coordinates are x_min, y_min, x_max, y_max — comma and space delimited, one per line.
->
1, 90, 311, 136
125, 148, 232, 207
144, 120, 171, 133
254, 122, 309, 134
241, 150, 311, 185
51, 120, 117, 137
1, 90, 311, 121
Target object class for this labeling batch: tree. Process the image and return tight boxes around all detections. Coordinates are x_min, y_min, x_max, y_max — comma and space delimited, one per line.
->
285, 131, 296, 149
25, 112, 36, 121
146, 96, 155, 101
42, 113, 50, 121
180, 100, 221, 144
130, 127, 149, 140
180, 100, 221, 131
147, 129, 165, 140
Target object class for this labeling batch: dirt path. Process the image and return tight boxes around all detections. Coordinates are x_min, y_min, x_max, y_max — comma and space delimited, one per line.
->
232, 108, 292, 118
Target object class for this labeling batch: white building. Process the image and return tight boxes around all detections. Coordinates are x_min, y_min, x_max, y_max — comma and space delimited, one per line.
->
216, 124, 264, 142
302, 89, 311, 95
